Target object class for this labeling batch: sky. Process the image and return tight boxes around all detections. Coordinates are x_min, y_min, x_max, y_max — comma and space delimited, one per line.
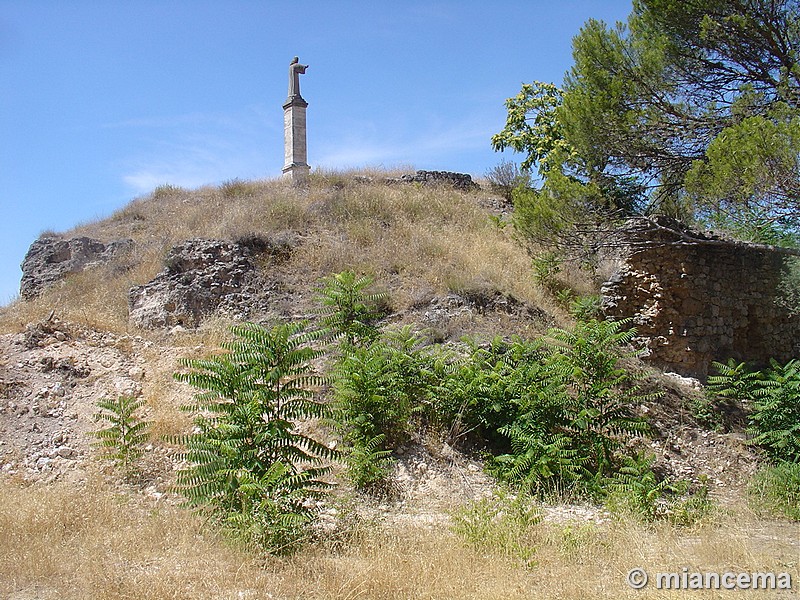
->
0, 0, 633, 305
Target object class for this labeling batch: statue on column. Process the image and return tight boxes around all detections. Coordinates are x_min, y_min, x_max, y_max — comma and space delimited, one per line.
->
288, 56, 308, 100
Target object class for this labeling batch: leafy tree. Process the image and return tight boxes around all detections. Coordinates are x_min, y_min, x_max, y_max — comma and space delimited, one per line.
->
174, 321, 334, 555
494, 0, 800, 244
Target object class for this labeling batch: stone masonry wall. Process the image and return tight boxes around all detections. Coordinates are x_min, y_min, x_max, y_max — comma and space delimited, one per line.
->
601, 218, 800, 378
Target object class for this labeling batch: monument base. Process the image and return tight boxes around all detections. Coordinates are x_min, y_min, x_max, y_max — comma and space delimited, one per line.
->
282, 162, 310, 185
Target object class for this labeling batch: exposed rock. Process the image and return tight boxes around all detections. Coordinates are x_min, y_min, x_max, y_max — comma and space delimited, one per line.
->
601, 216, 800, 377
128, 238, 283, 329
386, 170, 479, 191
0, 320, 151, 484
421, 291, 551, 326
20, 236, 133, 300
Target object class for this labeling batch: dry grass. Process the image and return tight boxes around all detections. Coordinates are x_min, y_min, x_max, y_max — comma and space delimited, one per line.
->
0, 477, 796, 600
0, 246, 162, 335
1, 170, 566, 337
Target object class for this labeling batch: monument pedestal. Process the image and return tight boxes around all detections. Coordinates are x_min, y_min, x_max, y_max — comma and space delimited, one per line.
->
282, 96, 310, 185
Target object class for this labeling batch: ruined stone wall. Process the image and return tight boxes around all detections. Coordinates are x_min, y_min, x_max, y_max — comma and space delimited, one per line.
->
601, 218, 800, 378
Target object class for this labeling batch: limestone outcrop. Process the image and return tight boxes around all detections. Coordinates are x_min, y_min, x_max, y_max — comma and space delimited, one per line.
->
128, 237, 292, 329
601, 217, 800, 377
20, 236, 133, 300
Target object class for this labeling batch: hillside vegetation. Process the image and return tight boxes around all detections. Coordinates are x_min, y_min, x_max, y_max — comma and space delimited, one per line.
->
0, 171, 797, 600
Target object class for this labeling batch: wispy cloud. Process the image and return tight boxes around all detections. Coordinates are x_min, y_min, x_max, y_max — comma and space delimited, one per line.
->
315, 114, 494, 171
116, 106, 283, 194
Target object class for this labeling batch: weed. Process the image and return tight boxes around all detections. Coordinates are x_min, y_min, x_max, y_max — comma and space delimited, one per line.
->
451, 488, 541, 566
91, 395, 150, 476
749, 461, 800, 521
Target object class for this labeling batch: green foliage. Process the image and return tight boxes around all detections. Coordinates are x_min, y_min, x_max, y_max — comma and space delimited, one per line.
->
332, 326, 431, 449
495, 0, 800, 242
317, 271, 388, 349
427, 336, 543, 449
687, 392, 727, 431
173, 321, 334, 555
315, 274, 661, 506
543, 320, 653, 476
555, 288, 576, 307
707, 359, 764, 403
668, 477, 714, 527
778, 256, 800, 316
92, 395, 150, 474
491, 319, 655, 496
568, 294, 601, 320
709, 358, 800, 463
531, 251, 562, 292
222, 461, 321, 554
487, 214, 509, 229
491, 81, 571, 173
605, 454, 713, 525
451, 489, 542, 566
749, 461, 800, 521
344, 434, 395, 494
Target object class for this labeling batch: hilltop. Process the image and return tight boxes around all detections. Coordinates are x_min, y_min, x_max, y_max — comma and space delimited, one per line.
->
0, 170, 796, 600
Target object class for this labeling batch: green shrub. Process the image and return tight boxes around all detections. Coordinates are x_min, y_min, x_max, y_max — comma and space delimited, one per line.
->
317, 270, 387, 349
344, 434, 395, 495
569, 294, 601, 320
749, 461, 800, 521
668, 479, 714, 527
709, 358, 800, 463
428, 336, 540, 449
604, 453, 700, 523
531, 251, 562, 293
777, 256, 800, 316
491, 319, 655, 497
173, 321, 334, 555
91, 395, 150, 475
332, 326, 432, 449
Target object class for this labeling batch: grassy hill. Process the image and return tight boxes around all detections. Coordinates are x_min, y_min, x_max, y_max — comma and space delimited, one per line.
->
0, 170, 796, 600
1, 170, 580, 336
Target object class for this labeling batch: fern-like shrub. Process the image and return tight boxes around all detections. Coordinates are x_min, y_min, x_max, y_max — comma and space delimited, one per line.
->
174, 321, 334, 555
332, 326, 433, 451
316, 270, 387, 349
709, 358, 800, 463
492, 319, 654, 497
91, 395, 149, 475
568, 294, 601, 320
604, 453, 712, 525
344, 434, 395, 495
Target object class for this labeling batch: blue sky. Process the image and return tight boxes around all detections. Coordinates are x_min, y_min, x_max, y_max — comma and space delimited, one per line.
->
0, 0, 633, 305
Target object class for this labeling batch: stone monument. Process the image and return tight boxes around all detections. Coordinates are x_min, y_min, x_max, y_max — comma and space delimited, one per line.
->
282, 56, 310, 184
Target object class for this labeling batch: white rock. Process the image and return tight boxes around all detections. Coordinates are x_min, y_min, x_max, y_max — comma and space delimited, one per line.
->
56, 446, 75, 459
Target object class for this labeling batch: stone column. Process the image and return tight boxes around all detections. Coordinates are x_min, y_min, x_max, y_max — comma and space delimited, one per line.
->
282, 96, 310, 184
